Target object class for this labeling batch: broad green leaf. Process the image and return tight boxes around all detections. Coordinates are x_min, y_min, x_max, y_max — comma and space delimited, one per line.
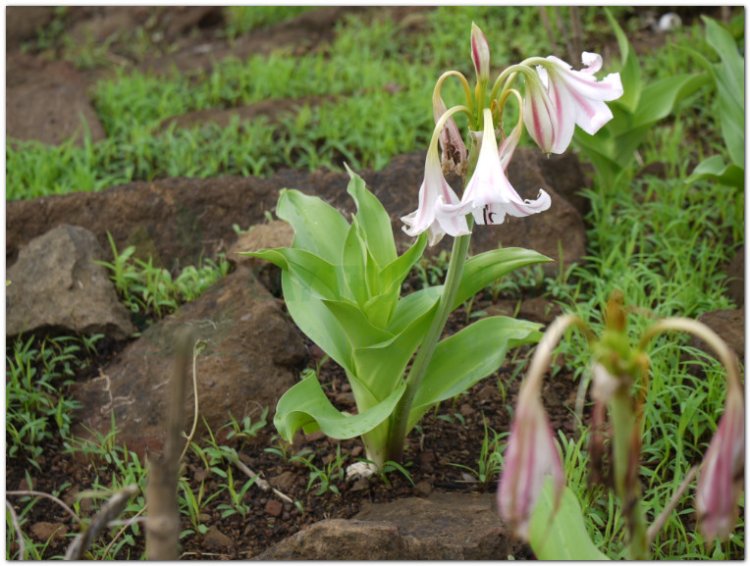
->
379, 232, 428, 291
529, 479, 610, 560
322, 298, 393, 348
244, 247, 339, 299
687, 155, 744, 188
454, 248, 552, 310
273, 370, 406, 441
282, 273, 354, 374
363, 292, 396, 330
408, 316, 541, 431
605, 8, 641, 113
341, 222, 369, 305
345, 164, 397, 268
355, 299, 439, 398
703, 17, 744, 167
276, 189, 349, 264
390, 287, 442, 334
631, 73, 710, 129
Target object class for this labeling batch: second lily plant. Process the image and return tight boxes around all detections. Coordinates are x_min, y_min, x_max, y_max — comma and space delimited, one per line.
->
245, 25, 622, 469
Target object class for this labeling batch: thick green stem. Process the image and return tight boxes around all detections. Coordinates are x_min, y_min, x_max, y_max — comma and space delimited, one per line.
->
610, 390, 649, 560
385, 229, 472, 462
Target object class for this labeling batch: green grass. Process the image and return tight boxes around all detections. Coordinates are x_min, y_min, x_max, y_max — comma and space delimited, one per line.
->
225, 6, 312, 39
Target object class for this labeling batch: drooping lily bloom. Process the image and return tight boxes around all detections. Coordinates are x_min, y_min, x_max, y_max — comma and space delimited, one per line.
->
696, 392, 744, 541
401, 146, 470, 246
498, 389, 565, 540
471, 22, 491, 83
444, 108, 551, 226
433, 95, 467, 175
528, 52, 623, 154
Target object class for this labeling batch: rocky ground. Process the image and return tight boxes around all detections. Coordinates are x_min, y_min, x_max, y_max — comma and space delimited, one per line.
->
5, 6, 743, 560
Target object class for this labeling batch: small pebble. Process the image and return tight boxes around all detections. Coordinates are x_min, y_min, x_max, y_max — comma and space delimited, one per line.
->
414, 480, 432, 497
265, 499, 283, 517
459, 403, 475, 417
350, 446, 363, 458
31, 522, 68, 542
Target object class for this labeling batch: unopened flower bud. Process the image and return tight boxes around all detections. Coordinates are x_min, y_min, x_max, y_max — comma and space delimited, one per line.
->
470, 23, 491, 83
696, 393, 744, 542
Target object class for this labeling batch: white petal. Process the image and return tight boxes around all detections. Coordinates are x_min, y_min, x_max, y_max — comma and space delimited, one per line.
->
581, 51, 603, 73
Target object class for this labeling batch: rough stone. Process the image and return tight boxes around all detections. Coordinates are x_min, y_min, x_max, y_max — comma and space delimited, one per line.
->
70, 266, 307, 457
8, 149, 587, 277
254, 493, 523, 560
268, 471, 297, 494
6, 224, 135, 339
30, 522, 68, 543
228, 221, 295, 296
203, 526, 234, 552
6, 55, 106, 146
726, 246, 744, 307
695, 307, 745, 362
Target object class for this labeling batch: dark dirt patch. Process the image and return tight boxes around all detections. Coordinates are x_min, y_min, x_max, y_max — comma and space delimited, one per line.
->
6, 290, 580, 559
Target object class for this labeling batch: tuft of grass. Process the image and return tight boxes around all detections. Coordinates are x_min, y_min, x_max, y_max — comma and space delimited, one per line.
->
224, 6, 312, 39
97, 233, 230, 321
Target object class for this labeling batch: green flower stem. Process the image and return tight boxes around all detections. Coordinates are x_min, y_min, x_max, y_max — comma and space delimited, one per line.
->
385, 227, 473, 463
610, 390, 649, 560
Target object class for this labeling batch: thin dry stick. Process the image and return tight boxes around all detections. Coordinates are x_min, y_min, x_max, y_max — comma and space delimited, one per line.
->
647, 466, 698, 544
145, 327, 194, 560
101, 507, 146, 560
64, 484, 139, 560
179, 338, 204, 463
6, 500, 25, 560
232, 458, 293, 504
6, 490, 80, 524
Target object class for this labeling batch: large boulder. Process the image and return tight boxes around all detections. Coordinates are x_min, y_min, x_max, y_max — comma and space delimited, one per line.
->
6, 224, 135, 339
70, 265, 307, 456
254, 492, 524, 560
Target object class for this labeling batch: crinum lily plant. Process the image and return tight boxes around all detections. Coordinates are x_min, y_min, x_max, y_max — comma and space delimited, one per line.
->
245, 24, 622, 470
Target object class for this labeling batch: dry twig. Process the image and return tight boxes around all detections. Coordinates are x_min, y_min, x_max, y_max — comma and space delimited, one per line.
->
6, 500, 25, 560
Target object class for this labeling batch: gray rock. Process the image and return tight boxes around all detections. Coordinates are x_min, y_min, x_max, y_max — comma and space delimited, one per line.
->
6, 224, 134, 339
203, 526, 234, 552
70, 266, 307, 457
254, 492, 523, 560
228, 220, 294, 296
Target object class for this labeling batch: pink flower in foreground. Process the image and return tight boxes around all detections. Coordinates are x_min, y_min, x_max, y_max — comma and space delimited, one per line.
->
528, 52, 623, 154
696, 393, 744, 542
401, 147, 470, 246
443, 108, 551, 226
498, 391, 565, 540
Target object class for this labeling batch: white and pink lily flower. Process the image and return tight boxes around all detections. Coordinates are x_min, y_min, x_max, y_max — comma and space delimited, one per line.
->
444, 108, 551, 226
527, 52, 623, 154
401, 146, 470, 246
696, 392, 744, 542
498, 391, 565, 540
433, 95, 467, 175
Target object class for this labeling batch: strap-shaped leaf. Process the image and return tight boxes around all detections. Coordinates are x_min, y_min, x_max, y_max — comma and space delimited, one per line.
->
341, 222, 369, 305
244, 247, 340, 299
703, 17, 744, 167
276, 189, 349, 264
390, 287, 442, 334
454, 248, 551, 310
274, 370, 406, 441
354, 299, 439, 399
605, 8, 641, 113
345, 164, 397, 268
529, 479, 610, 560
408, 316, 541, 431
321, 298, 394, 348
687, 155, 744, 188
282, 273, 354, 374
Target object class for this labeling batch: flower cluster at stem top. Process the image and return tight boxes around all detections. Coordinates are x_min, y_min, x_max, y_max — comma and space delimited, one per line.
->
402, 23, 623, 246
